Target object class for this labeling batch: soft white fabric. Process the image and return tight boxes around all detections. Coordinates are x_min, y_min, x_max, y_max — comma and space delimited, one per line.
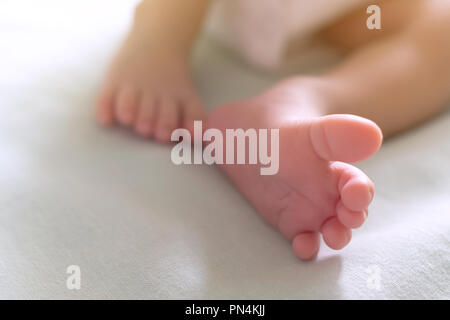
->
0, 0, 449, 299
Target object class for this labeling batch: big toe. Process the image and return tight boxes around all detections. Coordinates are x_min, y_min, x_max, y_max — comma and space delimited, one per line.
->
310, 114, 382, 163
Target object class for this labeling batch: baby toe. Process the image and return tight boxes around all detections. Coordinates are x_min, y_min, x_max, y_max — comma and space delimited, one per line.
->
332, 162, 375, 212
115, 85, 139, 126
135, 93, 157, 137
321, 217, 352, 250
154, 96, 180, 142
341, 176, 374, 212
292, 232, 320, 261
310, 114, 382, 163
336, 201, 368, 229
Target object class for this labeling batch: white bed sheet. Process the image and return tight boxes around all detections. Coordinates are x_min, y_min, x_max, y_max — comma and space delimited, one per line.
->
0, 0, 449, 299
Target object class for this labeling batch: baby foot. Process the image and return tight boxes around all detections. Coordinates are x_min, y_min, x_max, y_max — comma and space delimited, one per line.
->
96, 26, 205, 142
207, 79, 382, 260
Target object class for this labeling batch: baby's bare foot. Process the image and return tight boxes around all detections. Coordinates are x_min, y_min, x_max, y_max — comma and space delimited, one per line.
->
207, 79, 382, 260
96, 27, 205, 142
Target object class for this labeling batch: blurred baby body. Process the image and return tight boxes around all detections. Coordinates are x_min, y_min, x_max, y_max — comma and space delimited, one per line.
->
206, 0, 370, 69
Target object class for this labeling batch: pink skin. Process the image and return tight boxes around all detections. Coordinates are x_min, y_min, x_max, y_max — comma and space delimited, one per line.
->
94, 7, 382, 260
98, 34, 382, 259
93, 0, 450, 260
96, 30, 206, 142
207, 79, 382, 260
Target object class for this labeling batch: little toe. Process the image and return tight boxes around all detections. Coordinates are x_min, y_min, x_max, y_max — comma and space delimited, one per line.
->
154, 96, 180, 142
96, 85, 116, 125
336, 201, 368, 229
115, 85, 139, 126
292, 232, 320, 260
321, 217, 352, 250
135, 93, 157, 138
310, 114, 382, 163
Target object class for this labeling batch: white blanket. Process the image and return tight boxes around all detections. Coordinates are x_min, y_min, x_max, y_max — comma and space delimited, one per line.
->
0, 0, 448, 299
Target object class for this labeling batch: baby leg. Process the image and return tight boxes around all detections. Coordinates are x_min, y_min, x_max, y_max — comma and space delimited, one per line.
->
319, 0, 450, 137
